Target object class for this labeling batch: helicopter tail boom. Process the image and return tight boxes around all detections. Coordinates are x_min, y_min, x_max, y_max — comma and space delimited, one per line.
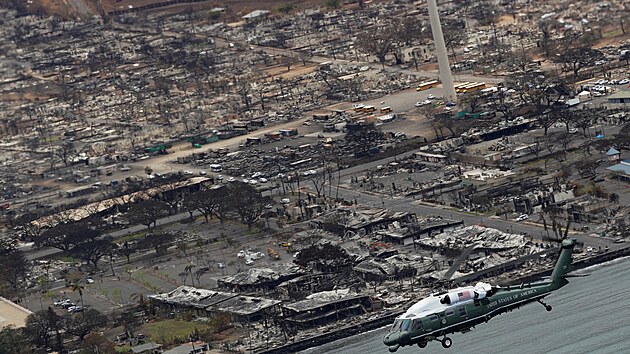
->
550, 238, 576, 285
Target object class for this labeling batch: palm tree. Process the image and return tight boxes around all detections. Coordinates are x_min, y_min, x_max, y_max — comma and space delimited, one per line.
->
71, 283, 85, 317
129, 292, 147, 311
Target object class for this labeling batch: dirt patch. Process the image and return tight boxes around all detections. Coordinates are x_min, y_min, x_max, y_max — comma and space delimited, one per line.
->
593, 32, 630, 49
498, 15, 516, 26
264, 63, 316, 80
31, 0, 81, 18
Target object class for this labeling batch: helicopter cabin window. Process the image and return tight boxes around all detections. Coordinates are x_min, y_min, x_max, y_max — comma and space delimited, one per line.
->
458, 306, 467, 317
428, 314, 440, 322
445, 309, 455, 317
411, 319, 423, 331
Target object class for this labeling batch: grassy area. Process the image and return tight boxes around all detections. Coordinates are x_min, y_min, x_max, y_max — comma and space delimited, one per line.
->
603, 29, 624, 38
115, 345, 131, 353
114, 231, 147, 244
143, 320, 211, 345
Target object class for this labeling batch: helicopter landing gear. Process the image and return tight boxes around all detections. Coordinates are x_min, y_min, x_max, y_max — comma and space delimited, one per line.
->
537, 299, 552, 312
441, 337, 452, 349
417, 340, 427, 348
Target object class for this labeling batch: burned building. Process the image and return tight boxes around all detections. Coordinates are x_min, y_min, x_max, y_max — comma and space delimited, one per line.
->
311, 206, 417, 237
149, 286, 281, 324
281, 289, 372, 330
374, 216, 463, 246
216, 265, 305, 295
353, 254, 424, 282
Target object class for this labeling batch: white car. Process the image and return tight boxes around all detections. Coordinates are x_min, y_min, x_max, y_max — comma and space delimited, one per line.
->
54, 299, 71, 307
199, 170, 207, 176
427, 94, 436, 100
227, 177, 236, 182
85, 278, 94, 284
216, 175, 223, 180
618, 79, 629, 85
568, 128, 578, 134
245, 258, 254, 265
183, 170, 194, 176
259, 177, 268, 183
281, 198, 290, 204
237, 250, 246, 258
515, 214, 529, 222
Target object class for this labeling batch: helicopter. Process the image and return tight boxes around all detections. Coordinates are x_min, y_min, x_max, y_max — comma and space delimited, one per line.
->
383, 238, 578, 351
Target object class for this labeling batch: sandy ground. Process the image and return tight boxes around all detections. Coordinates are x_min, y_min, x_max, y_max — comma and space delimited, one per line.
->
264, 64, 317, 80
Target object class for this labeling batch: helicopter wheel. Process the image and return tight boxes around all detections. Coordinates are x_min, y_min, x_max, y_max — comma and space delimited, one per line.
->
545, 305, 552, 312
441, 337, 452, 349
417, 341, 427, 348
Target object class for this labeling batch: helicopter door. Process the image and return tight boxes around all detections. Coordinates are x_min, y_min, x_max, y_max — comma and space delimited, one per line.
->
438, 311, 448, 327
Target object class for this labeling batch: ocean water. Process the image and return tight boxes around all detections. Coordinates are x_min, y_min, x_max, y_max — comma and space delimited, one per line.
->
302, 257, 630, 354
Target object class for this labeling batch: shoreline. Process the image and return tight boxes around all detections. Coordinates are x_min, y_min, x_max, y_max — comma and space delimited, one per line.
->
258, 245, 630, 354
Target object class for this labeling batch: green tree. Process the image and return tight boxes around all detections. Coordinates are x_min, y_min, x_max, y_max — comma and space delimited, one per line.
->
355, 24, 394, 68
35, 222, 98, 252
63, 309, 108, 341
125, 200, 171, 228
0, 244, 29, 296
135, 233, 177, 256
82, 333, 116, 354
0, 326, 32, 354
326, 0, 340, 9
24, 310, 52, 348
70, 237, 112, 269
278, 3, 294, 14
229, 182, 265, 231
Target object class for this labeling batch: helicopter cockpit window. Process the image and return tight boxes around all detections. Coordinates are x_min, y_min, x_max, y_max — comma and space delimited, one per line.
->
428, 314, 439, 322
390, 320, 403, 332
401, 319, 411, 331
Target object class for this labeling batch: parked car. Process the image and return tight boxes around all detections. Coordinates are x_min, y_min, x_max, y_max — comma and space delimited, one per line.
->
69, 306, 84, 313
54, 299, 71, 307
515, 214, 529, 222
281, 198, 290, 204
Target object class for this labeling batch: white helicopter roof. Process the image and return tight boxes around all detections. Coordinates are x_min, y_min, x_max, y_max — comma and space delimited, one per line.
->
400, 282, 493, 319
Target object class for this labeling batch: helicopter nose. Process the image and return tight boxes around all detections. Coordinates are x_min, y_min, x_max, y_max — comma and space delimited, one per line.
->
398, 332, 411, 345
383, 332, 399, 346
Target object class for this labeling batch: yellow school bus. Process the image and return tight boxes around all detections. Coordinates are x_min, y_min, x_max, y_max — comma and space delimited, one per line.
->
416, 80, 440, 91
